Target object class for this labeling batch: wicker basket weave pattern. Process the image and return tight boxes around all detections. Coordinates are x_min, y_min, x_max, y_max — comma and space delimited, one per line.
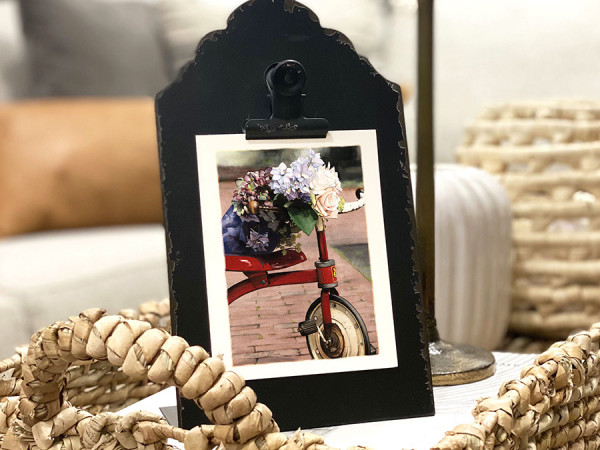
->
0, 301, 344, 450
457, 100, 600, 338
8, 298, 600, 448
435, 323, 600, 449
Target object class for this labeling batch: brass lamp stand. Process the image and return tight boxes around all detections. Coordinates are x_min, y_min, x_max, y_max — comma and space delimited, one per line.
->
416, 0, 495, 385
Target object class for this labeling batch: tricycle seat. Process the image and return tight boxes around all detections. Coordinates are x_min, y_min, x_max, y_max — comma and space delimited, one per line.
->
225, 249, 307, 272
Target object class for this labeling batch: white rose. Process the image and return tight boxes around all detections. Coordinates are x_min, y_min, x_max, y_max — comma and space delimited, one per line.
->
310, 164, 341, 195
314, 187, 341, 219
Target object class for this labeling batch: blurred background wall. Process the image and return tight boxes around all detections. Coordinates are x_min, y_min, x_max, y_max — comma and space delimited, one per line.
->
434, 0, 600, 163
3, 0, 600, 162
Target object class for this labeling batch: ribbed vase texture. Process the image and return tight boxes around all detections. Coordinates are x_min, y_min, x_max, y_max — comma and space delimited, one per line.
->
412, 164, 512, 350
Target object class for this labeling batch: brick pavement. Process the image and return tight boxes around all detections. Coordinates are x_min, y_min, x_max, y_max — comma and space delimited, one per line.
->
220, 182, 378, 366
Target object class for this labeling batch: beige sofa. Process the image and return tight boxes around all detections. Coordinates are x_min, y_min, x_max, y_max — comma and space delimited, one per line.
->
0, 225, 169, 356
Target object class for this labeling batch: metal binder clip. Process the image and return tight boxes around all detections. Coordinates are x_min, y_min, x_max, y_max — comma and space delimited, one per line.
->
245, 60, 329, 139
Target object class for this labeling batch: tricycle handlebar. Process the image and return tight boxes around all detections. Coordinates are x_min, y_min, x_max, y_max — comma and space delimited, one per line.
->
247, 188, 365, 216
340, 188, 365, 214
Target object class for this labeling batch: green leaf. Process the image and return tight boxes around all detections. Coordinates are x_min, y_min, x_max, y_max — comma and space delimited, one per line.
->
288, 204, 318, 235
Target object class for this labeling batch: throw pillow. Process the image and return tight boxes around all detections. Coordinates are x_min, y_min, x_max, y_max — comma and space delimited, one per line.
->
20, 0, 170, 97
0, 98, 163, 236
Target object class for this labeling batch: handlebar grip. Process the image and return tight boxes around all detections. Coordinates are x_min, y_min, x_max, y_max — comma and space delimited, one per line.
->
341, 193, 365, 214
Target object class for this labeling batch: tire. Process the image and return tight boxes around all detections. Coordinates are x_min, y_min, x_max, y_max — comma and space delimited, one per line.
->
305, 294, 373, 359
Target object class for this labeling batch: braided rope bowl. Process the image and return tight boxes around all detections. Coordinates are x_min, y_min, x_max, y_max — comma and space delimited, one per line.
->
457, 100, 600, 339
0, 300, 365, 450
435, 322, 600, 449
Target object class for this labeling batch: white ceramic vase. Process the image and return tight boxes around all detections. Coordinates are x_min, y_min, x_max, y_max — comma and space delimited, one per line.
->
411, 164, 512, 350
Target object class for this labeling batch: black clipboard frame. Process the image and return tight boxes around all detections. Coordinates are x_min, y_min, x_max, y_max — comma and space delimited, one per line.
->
155, 0, 433, 431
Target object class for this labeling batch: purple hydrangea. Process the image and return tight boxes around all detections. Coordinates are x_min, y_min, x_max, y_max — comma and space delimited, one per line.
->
296, 149, 324, 171
269, 149, 324, 202
246, 229, 269, 252
232, 168, 273, 217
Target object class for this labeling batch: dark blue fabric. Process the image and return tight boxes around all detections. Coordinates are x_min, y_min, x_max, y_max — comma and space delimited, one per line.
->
222, 205, 281, 255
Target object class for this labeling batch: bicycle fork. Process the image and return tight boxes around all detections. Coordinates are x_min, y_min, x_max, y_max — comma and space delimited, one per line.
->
298, 221, 338, 342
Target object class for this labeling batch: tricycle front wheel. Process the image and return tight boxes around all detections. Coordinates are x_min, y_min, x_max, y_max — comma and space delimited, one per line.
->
305, 294, 373, 359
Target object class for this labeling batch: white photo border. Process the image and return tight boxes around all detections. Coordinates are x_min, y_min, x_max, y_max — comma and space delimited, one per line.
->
196, 130, 397, 380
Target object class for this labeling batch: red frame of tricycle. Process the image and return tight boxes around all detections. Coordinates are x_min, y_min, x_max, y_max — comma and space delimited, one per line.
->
226, 227, 337, 326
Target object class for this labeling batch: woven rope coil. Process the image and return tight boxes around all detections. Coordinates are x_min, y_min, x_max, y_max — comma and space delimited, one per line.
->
457, 99, 600, 338
0, 301, 365, 450
435, 322, 600, 449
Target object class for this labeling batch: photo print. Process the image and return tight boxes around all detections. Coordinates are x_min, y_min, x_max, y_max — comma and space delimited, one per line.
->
196, 130, 397, 380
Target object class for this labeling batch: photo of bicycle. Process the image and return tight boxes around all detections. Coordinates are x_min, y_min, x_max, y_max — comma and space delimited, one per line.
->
217, 146, 379, 366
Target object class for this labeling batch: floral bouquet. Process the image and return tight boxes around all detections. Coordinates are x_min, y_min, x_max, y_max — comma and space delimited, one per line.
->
222, 149, 345, 255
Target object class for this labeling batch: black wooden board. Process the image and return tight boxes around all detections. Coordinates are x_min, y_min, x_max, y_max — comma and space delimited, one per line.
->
155, 0, 433, 431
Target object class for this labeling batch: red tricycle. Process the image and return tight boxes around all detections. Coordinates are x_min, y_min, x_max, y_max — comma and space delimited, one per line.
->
224, 190, 375, 359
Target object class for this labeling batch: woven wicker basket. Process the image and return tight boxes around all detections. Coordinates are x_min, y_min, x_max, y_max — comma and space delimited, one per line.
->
0, 301, 172, 416
0, 300, 362, 450
6, 298, 600, 449
457, 100, 600, 339
435, 322, 600, 449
